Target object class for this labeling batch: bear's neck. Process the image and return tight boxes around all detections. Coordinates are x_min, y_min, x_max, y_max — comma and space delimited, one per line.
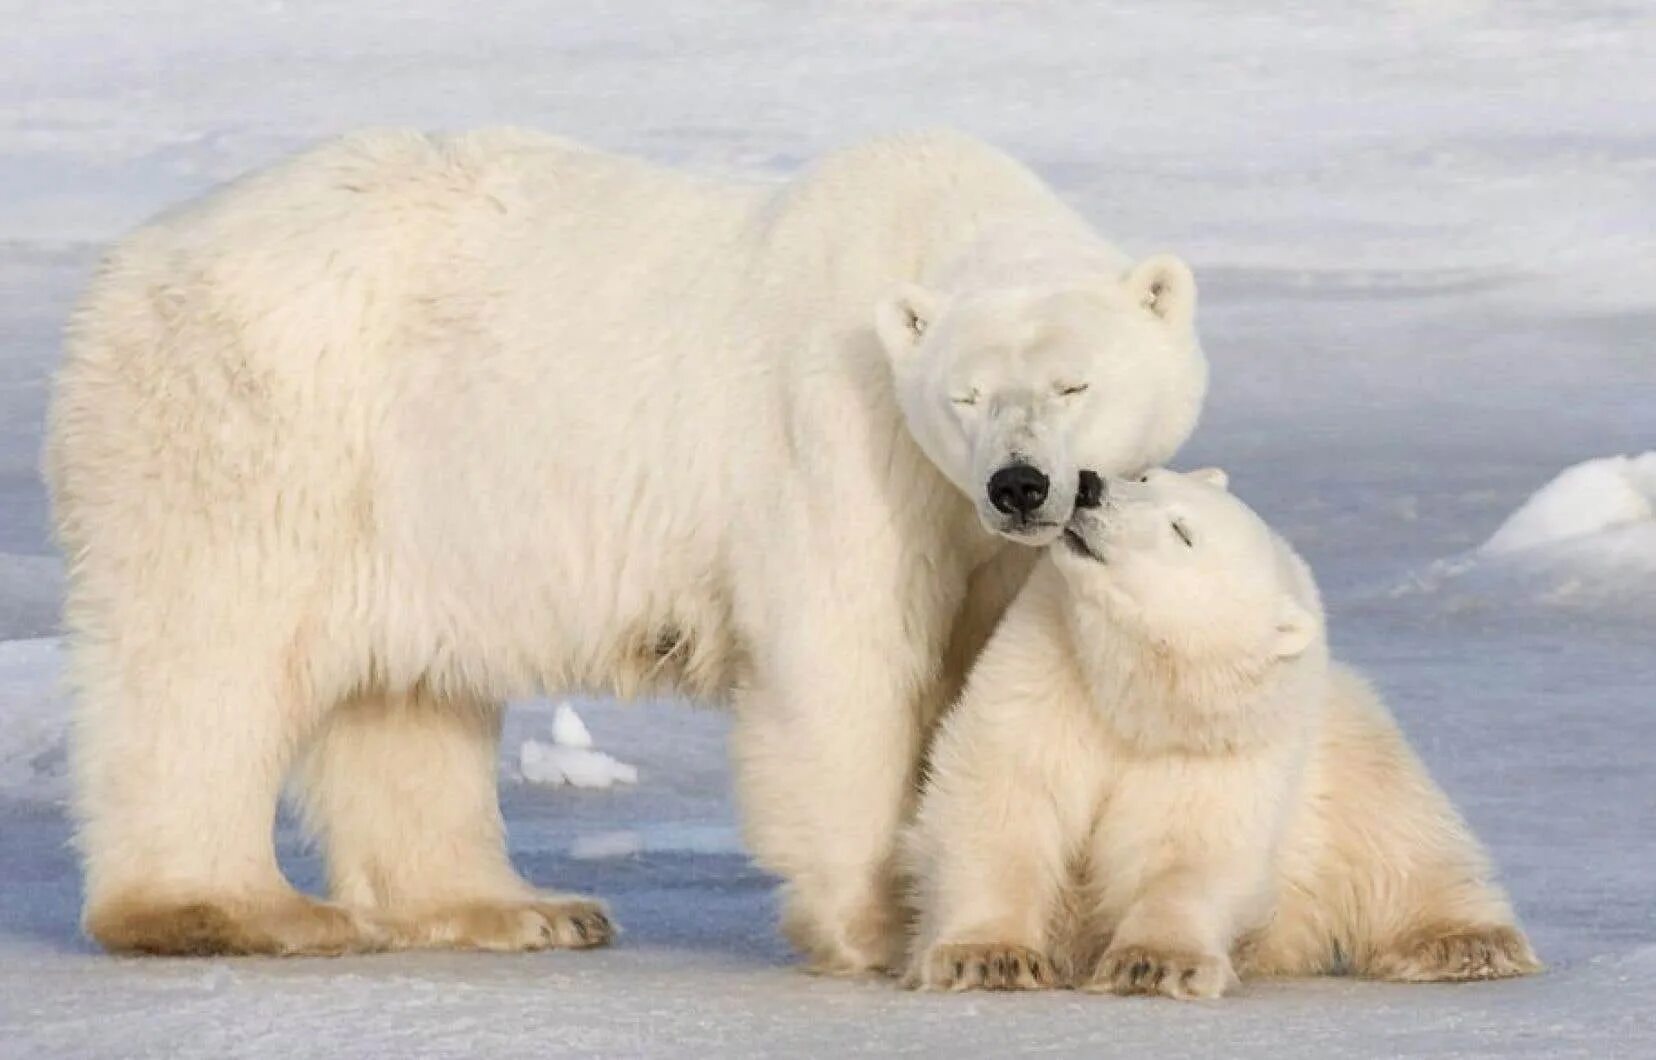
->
927, 219, 1130, 293
1069, 618, 1326, 758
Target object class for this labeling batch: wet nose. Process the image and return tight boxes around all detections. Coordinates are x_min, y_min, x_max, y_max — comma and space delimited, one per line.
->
1076, 469, 1105, 509
988, 463, 1050, 516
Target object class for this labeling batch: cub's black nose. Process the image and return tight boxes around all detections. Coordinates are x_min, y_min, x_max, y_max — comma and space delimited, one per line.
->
988, 463, 1050, 516
1076, 469, 1105, 510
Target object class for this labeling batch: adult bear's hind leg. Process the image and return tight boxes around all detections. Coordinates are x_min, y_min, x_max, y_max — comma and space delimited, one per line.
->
75, 638, 381, 957
293, 688, 613, 952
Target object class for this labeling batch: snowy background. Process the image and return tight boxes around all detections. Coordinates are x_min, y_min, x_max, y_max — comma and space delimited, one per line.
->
2, 1, 1653, 1056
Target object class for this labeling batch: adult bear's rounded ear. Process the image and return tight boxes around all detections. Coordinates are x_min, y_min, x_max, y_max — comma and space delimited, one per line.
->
873, 284, 941, 362
1125, 254, 1196, 328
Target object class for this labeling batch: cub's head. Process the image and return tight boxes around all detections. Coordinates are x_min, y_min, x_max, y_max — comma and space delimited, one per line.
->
1054, 467, 1323, 667
875, 256, 1207, 545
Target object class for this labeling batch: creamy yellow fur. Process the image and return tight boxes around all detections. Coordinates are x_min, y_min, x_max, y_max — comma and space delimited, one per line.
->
905, 470, 1539, 996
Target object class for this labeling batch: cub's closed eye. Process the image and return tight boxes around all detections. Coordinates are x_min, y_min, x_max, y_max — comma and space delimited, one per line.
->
1171, 520, 1194, 547
1055, 382, 1090, 397
951, 391, 980, 407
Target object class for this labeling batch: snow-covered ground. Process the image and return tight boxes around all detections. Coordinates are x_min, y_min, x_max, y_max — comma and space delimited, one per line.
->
2, 2, 1652, 1056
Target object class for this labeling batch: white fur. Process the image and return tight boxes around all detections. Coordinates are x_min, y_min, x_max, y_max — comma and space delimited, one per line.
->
44, 129, 1207, 965
906, 469, 1539, 994
877, 236, 1204, 546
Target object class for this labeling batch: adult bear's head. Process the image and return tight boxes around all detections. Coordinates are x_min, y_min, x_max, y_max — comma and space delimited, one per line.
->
875, 255, 1208, 545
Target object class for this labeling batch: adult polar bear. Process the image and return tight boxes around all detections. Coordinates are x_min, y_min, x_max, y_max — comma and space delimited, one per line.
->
46, 129, 1207, 970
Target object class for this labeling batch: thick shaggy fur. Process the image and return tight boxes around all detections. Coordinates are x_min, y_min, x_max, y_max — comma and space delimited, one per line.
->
905, 470, 1539, 995
45, 129, 1205, 968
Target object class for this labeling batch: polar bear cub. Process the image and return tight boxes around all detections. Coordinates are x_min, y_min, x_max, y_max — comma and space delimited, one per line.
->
905, 468, 1539, 996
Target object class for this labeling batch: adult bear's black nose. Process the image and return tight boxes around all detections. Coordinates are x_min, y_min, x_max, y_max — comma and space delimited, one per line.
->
988, 463, 1050, 516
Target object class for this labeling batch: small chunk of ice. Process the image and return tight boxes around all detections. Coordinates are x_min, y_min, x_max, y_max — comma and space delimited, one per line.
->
551, 702, 593, 749
518, 703, 637, 789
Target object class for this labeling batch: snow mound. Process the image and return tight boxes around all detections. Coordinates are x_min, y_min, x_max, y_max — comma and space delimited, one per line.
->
518, 703, 639, 789
1480, 453, 1656, 556
1394, 454, 1656, 615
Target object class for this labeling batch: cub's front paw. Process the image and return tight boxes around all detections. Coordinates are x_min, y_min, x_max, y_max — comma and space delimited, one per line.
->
909, 942, 1057, 992
1369, 923, 1541, 982
1086, 943, 1234, 1000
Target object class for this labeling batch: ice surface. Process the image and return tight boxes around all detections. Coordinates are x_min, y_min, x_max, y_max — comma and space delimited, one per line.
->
0, 637, 69, 800
1, 2, 1652, 1057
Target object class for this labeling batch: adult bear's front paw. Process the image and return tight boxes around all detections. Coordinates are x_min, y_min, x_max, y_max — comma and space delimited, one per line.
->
781, 888, 904, 977
909, 942, 1058, 991
377, 895, 616, 952
1085, 942, 1234, 1000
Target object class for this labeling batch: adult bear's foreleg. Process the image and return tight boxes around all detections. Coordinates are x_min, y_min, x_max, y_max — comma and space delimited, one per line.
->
729, 616, 936, 975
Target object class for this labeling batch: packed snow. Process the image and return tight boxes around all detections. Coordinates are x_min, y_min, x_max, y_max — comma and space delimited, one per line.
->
518, 704, 640, 789
1482, 453, 1656, 557
1395, 453, 1656, 616
1, 2, 1652, 1057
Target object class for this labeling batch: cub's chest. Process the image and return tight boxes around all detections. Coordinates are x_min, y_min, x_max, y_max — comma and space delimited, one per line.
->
1084, 740, 1303, 868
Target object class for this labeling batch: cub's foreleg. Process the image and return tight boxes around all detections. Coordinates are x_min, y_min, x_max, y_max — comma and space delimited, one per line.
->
1084, 752, 1295, 1000
904, 663, 1099, 991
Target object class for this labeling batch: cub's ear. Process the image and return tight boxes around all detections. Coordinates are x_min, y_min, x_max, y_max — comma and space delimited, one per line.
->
1187, 466, 1229, 491
1125, 254, 1196, 327
873, 284, 941, 362
1273, 597, 1319, 659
